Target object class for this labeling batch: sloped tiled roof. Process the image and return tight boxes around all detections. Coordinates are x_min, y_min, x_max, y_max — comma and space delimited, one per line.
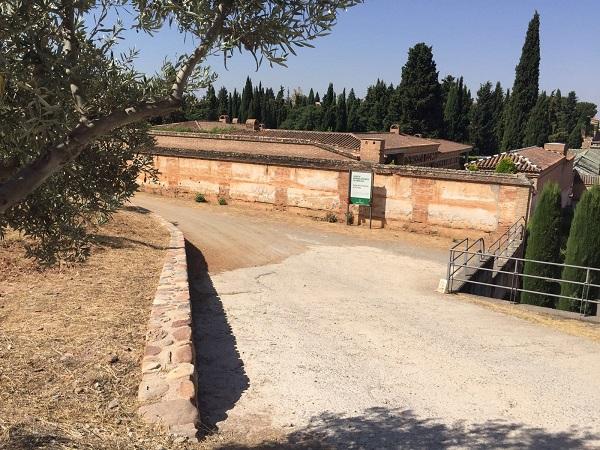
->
353, 132, 439, 150
471, 146, 564, 173
246, 129, 361, 150
573, 148, 600, 176
430, 138, 472, 154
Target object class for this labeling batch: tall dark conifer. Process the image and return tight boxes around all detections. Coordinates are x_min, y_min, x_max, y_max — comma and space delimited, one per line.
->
396, 43, 443, 136
217, 87, 228, 116
470, 82, 499, 155
521, 182, 563, 308
502, 12, 540, 150
239, 77, 253, 122
523, 92, 551, 147
335, 89, 347, 132
347, 89, 361, 132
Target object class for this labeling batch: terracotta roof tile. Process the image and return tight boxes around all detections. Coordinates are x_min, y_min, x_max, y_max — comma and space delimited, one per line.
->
430, 139, 472, 154
472, 146, 564, 173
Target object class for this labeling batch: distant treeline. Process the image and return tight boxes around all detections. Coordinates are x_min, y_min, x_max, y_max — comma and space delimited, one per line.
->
159, 13, 596, 155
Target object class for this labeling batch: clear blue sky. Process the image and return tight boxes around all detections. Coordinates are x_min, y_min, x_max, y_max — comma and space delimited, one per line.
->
119, 0, 599, 110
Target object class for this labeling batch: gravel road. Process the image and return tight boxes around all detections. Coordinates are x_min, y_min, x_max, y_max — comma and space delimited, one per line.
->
133, 193, 600, 449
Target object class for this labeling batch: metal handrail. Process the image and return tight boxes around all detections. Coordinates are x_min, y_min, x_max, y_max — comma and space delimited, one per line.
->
488, 217, 526, 256
447, 246, 600, 315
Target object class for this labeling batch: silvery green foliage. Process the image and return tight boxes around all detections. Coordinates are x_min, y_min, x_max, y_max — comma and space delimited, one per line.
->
0, 0, 360, 264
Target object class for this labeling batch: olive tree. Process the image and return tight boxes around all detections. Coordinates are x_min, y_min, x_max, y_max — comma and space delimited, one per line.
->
0, 0, 360, 262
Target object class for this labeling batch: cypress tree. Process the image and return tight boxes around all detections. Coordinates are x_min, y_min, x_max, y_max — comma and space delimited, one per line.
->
347, 89, 361, 132
567, 126, 583, 149
314, 92, 320, 103
559, 185, 600, 314
217, 87, 228, 116
563, 91, 579, 135
440, 75, 456, 108
307, 88, 315, 105
321, 83, 336, 130
231, 89, 240, 119
496, 88, 509, 147
275, 86, 286, 127
361, 79, 392, 131
470, 82, 499, 155
335, 89, 348, 132
227, 92, 233, 118
239, 77, 253, 122
523, 92, 550, 147
548, 89, 562, 140
502, 12, 540, 150
521, 182, 563, 308
443, 77, 462, 140
397, 43, 443, 136
205, 85, 218, 121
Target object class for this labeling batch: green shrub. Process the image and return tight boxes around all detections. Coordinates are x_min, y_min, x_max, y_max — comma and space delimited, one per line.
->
195, 193, 207, 203
521, 182, 562, 308
466, 163, 479, 171
558, 185, 600, 314
324, 212, 338, 223
495, 157, 518, 174
218, 197, 228, 205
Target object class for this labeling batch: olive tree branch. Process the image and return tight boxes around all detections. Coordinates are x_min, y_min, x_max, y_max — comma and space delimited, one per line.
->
0, 3, 229, 214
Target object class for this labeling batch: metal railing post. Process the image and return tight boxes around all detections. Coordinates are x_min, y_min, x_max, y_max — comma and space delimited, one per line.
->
581, 268, 591, 316
447, 250, 454, 293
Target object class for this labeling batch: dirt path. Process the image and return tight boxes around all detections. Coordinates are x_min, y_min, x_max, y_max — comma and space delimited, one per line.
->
133, 193, 600, 449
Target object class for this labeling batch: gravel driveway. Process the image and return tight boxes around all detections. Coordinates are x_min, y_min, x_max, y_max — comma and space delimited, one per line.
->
133, 193, 600, 449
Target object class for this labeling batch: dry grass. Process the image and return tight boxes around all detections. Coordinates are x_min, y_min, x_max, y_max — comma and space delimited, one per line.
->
0, 208, 197, 449
454, 293, 600, 343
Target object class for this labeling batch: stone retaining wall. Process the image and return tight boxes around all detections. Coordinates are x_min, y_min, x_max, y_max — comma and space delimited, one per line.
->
137, 214, 198, 439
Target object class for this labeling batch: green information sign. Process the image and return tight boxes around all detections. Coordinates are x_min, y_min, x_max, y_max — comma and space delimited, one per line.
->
349, 170, 373, 205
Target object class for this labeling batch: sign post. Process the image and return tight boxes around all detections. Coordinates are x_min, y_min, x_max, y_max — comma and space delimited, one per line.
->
348, 170, 374, 228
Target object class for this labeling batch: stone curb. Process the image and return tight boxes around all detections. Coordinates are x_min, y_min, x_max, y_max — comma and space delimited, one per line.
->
137, 213, 198, 439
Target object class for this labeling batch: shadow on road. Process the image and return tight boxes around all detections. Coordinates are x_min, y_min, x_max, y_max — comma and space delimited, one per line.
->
186, 240, 250, 437
214, 407, 599, 450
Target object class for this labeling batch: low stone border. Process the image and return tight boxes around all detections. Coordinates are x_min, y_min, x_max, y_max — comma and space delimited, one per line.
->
137, 213, 198, 438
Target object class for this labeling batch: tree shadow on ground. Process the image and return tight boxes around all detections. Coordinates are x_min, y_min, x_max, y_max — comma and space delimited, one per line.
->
90, 234, 169, 250
215, 407, 599, 450
0, 424, 72, 450
186, 240, 250, 438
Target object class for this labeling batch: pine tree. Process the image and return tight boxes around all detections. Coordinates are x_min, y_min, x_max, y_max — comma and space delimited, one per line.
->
502, 12, 540, 150
521, 182, 563, 308
396, 43, 443, 136
523, 92, 550, 147
335, 89, 347, 132
470, 82, 500, 155
559, 185, 600, 314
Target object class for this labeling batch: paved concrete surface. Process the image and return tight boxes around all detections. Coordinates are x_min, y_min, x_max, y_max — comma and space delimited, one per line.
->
133, 193, 600, 449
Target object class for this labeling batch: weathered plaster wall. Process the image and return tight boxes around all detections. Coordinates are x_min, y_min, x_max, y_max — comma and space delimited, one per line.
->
141, 151, 531, 238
